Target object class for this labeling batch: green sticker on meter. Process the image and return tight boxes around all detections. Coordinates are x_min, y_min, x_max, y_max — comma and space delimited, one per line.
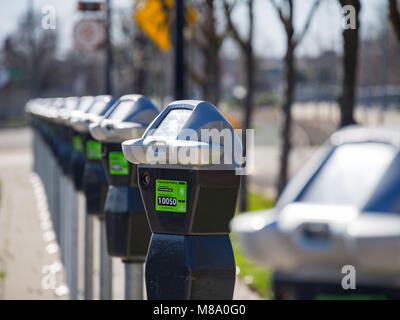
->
155, 179, 187, 213
86, 140, 101, 159
109, 151, 129, 175
72, 135, 83, 152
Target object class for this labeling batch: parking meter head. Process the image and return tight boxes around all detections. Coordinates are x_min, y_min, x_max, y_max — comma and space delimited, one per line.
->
88, 95, 158, 186
65, 95, 95, 127
56, 96, 80, 125
89, 94, 159, 144
70, 95, 115, 133
122, 100, 242, 235
122, 100, 242, 169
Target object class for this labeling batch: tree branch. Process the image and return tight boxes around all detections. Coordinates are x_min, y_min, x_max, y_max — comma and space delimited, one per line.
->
186, 62, 207, 86
295, 0, 322, 46
269, 0, 288, 25
223, 0, 248, 51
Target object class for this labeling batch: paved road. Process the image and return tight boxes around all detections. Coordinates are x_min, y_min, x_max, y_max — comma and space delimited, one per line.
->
0, 127, 261, 300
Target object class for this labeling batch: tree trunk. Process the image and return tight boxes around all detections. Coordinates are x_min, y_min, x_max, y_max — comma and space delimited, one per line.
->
338, 0, 361, 127
208, 47, 220, 105
277, 42, 296, 196
133, 32, 147, 94
389, 0, 400, 42
239, 46, 254, 212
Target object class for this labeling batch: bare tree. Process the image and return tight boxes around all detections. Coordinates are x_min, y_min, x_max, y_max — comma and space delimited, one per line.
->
223, 0, 254, 211
389, 0, 400, 42
270, 0, 322, 195
2, 13, 60, 94
187, 0, 226, 105
338, 0, 361, 127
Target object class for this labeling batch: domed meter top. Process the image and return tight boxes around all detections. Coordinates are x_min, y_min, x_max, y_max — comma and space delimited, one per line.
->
56, 96, 81, 125
122, 100, 243, 235
63, 95, 95, 126
70, 95, 116, 134
90, 94, 159, 144
122, 100, 242, 170
89, 94, 159, 185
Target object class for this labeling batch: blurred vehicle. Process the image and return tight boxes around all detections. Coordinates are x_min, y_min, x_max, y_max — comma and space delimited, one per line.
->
232, 125, 400, 299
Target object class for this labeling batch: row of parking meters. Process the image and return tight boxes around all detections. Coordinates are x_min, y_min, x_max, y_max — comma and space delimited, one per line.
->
26, 95, 242, 300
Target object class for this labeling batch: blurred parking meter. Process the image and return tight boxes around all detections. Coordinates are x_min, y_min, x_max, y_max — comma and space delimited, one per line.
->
71, 96, 120, 300
70, 96, 116, 191
36, 97, 65, 242
231, 126, 400, 300
70, 95, 116, 300
89, 94, 159, 300
26, 97, 76, 297
27, 97, 86, 299
122, 100, 242, 299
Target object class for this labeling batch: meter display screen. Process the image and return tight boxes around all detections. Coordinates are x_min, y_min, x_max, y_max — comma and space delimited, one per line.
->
78, 97, 95, 112
65, 98, 79, 110
86, 140, 102, 159
109, 100, 134, 120
151, 109, 192, 137
155, 179, 187, 213
72, 135, 83, 152
89, 100, 108, 115
109, 151, 129, 175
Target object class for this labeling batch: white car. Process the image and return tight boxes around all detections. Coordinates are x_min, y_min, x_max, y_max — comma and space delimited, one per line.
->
232, 125, 400, 299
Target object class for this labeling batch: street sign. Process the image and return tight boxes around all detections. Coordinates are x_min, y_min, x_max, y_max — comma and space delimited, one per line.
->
135, 0, 173, 51
134, 0, 197, 52
74, 18, 105, 52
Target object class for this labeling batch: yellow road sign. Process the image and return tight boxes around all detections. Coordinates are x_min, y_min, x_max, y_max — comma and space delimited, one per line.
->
135, 0, 173, 51
134, 0, 197, 52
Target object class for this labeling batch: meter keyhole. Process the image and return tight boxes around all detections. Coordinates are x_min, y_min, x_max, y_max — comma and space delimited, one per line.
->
141, 171, 151, 185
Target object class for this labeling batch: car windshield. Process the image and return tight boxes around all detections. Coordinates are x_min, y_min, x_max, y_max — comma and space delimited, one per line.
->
299, 142, 396, 207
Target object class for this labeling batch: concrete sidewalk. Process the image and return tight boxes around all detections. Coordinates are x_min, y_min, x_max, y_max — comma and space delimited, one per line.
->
0, 127, 262, 300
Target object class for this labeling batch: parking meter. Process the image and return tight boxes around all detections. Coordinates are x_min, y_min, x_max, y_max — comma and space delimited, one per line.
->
34, 98, 58, 155
89, 94, 159, 262
122, 100, 242, 300
72, 96, 115, 218
69, 95, 116, 191
54, 96, 84, 176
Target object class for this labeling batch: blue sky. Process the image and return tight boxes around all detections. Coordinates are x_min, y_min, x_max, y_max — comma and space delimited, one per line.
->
0, 0, 386, 58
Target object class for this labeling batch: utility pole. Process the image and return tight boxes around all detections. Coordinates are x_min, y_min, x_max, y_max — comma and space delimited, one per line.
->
27, 0, 36, 97
174, 0, 184, 99
105, 0, 113, 95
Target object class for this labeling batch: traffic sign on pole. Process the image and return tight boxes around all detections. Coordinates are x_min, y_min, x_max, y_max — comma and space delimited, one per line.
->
74, 18, 105, 52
